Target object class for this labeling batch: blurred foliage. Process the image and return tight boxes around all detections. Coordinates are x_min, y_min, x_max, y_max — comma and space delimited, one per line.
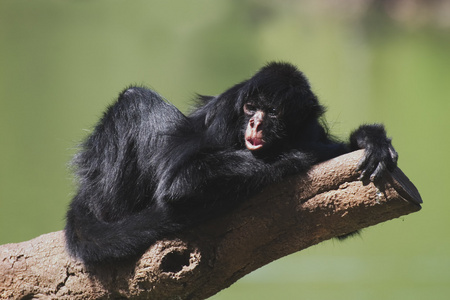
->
1, 0, 449, 299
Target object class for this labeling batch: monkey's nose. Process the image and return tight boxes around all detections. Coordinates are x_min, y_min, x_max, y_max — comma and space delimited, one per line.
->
250, 118, 262, 131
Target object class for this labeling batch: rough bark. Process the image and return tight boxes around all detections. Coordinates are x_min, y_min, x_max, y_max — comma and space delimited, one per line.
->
0, 150, 422, 300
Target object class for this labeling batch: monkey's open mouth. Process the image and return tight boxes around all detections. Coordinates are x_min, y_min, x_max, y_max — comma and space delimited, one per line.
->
245, 137, 264, 151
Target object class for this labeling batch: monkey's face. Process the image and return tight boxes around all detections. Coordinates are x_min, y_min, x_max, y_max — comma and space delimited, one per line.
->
243, 101, 284, 153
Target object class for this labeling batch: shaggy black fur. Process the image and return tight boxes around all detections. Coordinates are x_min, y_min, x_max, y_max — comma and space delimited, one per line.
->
65, 62, 398, 264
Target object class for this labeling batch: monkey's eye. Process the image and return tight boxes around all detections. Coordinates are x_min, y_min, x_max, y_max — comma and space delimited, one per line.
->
267, 107, 278, 118
244, 103, 256, 115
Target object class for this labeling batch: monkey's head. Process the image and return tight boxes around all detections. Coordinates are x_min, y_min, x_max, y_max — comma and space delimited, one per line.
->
240, 62, 325, 155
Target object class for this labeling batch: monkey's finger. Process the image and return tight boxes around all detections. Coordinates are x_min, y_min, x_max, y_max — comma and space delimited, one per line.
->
389, 146, 398, 162
356, 151, 371, 172
370, 162, 386, 182
358, 156, 378, 181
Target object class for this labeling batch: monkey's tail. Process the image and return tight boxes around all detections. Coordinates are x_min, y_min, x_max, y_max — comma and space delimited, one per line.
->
64, 200, 181, 265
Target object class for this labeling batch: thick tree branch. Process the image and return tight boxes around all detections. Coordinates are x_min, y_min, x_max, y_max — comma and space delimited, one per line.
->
0, 150, 422, 300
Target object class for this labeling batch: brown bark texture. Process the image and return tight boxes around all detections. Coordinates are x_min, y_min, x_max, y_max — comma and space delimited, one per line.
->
0, 150, 422, 300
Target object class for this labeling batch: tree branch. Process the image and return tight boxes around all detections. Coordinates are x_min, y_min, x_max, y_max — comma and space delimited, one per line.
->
0, 150, 422, 300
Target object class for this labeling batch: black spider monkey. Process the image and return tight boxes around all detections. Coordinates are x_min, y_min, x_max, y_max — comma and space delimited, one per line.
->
65, 62, 398, 265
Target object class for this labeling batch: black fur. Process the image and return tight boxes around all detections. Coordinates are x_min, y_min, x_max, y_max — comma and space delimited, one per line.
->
65, 62, 398, 264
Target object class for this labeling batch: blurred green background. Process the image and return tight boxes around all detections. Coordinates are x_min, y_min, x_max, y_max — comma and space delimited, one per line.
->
1, 0, 449, 299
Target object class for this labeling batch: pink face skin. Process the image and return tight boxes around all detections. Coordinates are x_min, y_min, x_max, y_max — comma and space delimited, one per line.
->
244, 110, 265, 151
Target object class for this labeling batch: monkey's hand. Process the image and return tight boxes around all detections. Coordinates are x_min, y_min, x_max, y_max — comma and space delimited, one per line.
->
350, 124, 398, 182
